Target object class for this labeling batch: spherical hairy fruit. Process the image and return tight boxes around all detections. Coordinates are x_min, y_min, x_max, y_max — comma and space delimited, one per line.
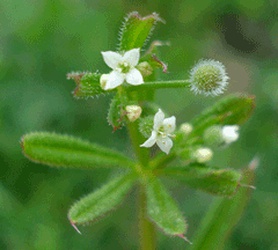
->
189, 59, 229, 96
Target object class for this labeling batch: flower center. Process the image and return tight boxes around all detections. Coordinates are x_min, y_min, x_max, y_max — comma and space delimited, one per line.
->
158, 125, 174, 138
117, 62, 131, 74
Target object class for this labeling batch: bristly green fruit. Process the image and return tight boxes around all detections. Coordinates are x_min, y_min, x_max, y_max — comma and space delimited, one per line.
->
67, 72, 111, 98
139, 116, 154, 138
118, 11, 163, 51
21, 132, 135, 169
107, 94, 128, 130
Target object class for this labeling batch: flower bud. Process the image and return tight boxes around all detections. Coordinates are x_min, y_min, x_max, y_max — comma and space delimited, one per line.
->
137, 61, 153, 77
222, 125, 239, 144
100, 73, 110, 90
179, 123, 193, 135
189, 59, 229, 96
125, 105, 142, 122
193, 147, 213, 163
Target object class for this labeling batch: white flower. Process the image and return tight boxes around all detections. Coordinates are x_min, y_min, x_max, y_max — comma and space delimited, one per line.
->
222, 125, 239, 144
100, 48, 144, 90
140, 109, 176, 154
194, 147, 213, 163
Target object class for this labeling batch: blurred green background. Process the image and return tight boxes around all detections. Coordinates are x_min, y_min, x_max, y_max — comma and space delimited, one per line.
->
0, 0, 277, 249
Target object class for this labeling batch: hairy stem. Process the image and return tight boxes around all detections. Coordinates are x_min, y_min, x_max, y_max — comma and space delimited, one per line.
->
122, 86, 156, 249
139, 186, 156, 250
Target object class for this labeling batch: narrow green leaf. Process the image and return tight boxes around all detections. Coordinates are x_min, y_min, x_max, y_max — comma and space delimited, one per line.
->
118, 11, 163, 51
190, 159, 258, 250
67, 72, 112, 98
191, 94, 255, 135
68, 173, 136, 224
146, 176, 187, 236
160, 164, 242, 196
21, 132, 135, 169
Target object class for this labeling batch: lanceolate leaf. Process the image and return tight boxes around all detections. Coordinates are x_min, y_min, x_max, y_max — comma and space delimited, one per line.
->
69, 173, 136, 224
118, 11, 163, 51
191, 94, 255, 135
160, 164, 242, 197
21, 132, 135, 169
146, 176, 187, 236
190, 158, 258, 250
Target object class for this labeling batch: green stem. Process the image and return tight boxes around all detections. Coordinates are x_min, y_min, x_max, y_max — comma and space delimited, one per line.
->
127, 122, 149, 167
119, 78, 158, 249
139, 186, 156, 250
126, 79, 190, 90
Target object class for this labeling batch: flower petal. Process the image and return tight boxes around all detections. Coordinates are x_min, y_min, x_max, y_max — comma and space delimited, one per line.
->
140, 131, 157, 148
156, 137, 173, 154
153, 109, 165, 130
104, 71, 124, 90
123, 48, 140, 66
101, 51, 123, 69
162, 116, 176, 134
126, 68, 144, 85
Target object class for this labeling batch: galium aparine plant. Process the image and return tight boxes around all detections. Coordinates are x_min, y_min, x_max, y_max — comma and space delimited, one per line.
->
21, 11, 256, 249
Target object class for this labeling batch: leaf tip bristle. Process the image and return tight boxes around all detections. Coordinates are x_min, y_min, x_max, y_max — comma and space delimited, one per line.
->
248, 156, 260, 171
239, 183, 256, 190
70, 220, 82, 235
176, 234, 192, 245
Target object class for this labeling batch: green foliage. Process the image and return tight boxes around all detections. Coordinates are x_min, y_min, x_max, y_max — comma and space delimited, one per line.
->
0, 183, 21, 219
146, 176, 187, 235
160, 164, 242, 196
1, 1, 276, 249
118, 11, 162, 51
191, 94, 255, 135
69, 173, 136, 224
190, 159, 258, 250
8, 6, 267, 250
21, 132, 135, 169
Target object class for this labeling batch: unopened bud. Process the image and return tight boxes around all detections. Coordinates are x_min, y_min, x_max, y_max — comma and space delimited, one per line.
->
222, 125, 239, 144
125, 105, 142, 122
100, 73, 110, 90
189, 59, 229, 96
193, 147, 213, 163
180, 123, 193, 135
137, 61, 153, 77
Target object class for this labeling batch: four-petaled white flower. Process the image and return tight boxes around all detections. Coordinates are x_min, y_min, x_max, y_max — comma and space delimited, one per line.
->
140, 109, 176, 154
222, 125, 239, 144
100, 48, 144, 90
